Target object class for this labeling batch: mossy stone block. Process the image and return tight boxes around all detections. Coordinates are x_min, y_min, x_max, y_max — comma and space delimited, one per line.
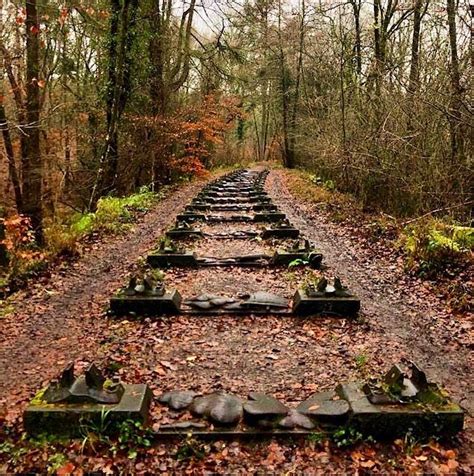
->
110, 289, 182, 316
336, 383, 464, 439
24, 384, 152, 437
272, 251, 323, 268
292, 289, 360, 317
147, 252, 198, 268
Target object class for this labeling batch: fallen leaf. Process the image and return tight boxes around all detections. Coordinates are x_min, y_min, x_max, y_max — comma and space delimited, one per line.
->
57, 462, 75, 475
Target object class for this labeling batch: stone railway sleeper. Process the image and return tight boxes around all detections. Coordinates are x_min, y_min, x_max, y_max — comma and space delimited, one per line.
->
23, 168, 466, 443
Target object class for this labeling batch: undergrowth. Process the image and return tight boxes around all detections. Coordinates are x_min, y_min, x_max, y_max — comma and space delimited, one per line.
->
284, 169, 473, 313
0, 187, 162, 296
400, 221, 473, 277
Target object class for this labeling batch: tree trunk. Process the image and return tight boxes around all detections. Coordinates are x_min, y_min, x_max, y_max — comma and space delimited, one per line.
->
446, 0, 463, 160
0, 102, 23, 210
89, 0, 138, 209
350, 0, 362, 77
288, 0, 305, 166
0, 0, 23, 212
373, 0, 383, 98
22, 0, 43, 242
407, 0, 426, 96
277, 0, 294, 168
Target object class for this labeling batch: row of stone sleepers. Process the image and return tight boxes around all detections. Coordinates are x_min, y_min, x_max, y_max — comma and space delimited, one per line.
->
24, 361, 464, 440
23, 168, 465, 440
110, 169, 361, 317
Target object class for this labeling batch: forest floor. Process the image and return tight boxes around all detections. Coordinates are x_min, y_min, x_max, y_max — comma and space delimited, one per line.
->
0, 168, 472, 474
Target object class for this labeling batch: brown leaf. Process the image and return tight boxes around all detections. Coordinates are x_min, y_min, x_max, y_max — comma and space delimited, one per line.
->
57, 462, 75, 475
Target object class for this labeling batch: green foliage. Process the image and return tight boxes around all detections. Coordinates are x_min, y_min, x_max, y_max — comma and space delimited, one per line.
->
95, 188, 157, 232
70, 213, 95, 235
46, 452, 68, 474
402, 221, 473, 276
288, 258, 308, 269
0, 441, 28, 465
175, 436, 205, 461
309, 175, 336, 191
332, 427, 371, 448
354, 353, 369, 369
1, 187, 162, 298
307, 431, 326, 444
112, 419, 153, 459
48, 188, 159, 253
148, 269, 165, 282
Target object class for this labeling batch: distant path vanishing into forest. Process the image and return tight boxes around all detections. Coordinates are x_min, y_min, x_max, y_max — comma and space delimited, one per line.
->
0, 168, 472, 469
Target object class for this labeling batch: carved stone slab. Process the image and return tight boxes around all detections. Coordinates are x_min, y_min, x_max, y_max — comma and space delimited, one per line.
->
110, 289, 182, 316
147, 252, 198, 268
24, 363, 152, 437
261, 227, 300, 239
292, 289, 360, 317
253, 204, 278, 212
336, 382, 464, 438
154, 363, 462, 439
166, 228, 204, 239
253, 213, 287, 223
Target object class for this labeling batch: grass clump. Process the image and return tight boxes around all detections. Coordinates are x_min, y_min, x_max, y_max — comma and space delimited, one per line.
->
1, 187, 162, 296
46, 187, 160, 255
401, 220, 473, 277
94, 187, 158, 233
284, 169, 359, 222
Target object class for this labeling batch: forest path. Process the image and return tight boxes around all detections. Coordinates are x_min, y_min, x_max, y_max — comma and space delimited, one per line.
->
0, 168, 472, 467
0, 178, 206, 412
268, 170, 473, 416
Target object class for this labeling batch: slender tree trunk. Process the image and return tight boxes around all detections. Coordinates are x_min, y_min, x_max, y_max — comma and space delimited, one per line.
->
0, 213, 8, 267
0, 0, 23, 211
0, 103, 23, 210
350, 0, 362, 77
277, 0, 294, 168
89, 0, 138, 209
447, 0, 463, 160
373, 0, 383, 98
407, 0, 426, 96
23, 0, 43, 242
288, 0, 305, 165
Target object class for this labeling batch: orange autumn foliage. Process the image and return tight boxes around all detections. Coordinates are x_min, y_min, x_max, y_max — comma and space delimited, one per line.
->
129, 94, 242, 177
1, 215, 44, 263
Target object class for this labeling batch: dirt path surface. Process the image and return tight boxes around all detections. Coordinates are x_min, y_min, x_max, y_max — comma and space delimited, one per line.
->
267, 171, 474, 415
0, 168, 472, 473
268, 171, 473, 416
0, 179, 206, 412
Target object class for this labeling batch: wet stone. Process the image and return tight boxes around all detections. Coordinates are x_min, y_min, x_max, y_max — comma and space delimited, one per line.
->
243, 392, 288, 425
190, 393, 243, 425
176, 213, 207, 222
110, 288, 182, 316
253, 203, 277, 212
261, 227, 300, 239
158, 390, 199, 411
241, 292, 288, 310
253, 213, 287, 223
24, 364, 152, 436
297, 390, 350, 424
147, 252, 198, 268
292, 289, 360, 317
159, 421, 208, 431
279, 409, 315, 430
